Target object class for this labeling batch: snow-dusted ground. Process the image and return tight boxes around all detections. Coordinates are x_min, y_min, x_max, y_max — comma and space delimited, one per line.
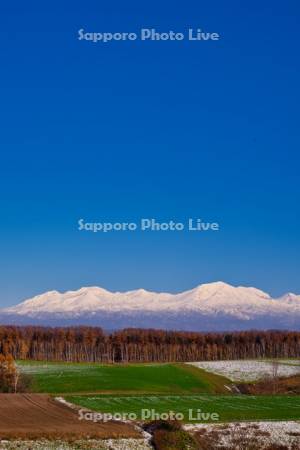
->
278, 359, 300, 366
185, 421, 300, 449
18, 363, 95, 374
0, 439, 152, 450
188, 360, 300, 382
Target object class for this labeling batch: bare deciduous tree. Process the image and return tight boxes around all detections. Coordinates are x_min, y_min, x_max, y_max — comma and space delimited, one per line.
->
271, 360, 279, 394
0, 326, 300, 364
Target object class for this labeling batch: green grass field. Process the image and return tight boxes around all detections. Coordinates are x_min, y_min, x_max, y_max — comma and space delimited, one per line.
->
18, 360, 300, 423
18, 361, 229, 394
66, 393, 300, 423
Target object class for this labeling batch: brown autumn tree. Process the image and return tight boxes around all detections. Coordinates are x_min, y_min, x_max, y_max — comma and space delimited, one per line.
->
0, 326, 300, 364
0, 353, 19, 393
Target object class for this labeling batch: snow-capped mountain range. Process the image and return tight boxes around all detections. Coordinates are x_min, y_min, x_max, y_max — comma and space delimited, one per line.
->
1, 282, 300, 331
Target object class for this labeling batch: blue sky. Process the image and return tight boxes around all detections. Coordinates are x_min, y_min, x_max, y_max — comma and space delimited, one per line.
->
0, 0, 299, 306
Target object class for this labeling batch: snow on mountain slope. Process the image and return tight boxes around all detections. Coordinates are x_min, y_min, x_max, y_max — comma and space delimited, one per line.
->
1, 282, 300, 331
276, 293, 300, 304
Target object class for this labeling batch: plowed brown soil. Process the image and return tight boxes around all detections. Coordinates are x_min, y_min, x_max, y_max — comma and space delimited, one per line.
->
0, 394, 140, 439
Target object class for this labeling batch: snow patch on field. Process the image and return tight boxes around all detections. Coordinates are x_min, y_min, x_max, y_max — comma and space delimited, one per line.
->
188, 360, 300, 381
185, 421, 300, 449
278, 359, 300, 366
18, 363, 95, 374
0, 439, 152, 449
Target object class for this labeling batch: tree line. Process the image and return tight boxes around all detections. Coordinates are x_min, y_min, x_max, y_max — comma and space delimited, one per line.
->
0, 326, 300, 363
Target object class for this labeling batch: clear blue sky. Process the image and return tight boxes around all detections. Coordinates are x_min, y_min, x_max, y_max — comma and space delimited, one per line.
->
0, 1, 299, 306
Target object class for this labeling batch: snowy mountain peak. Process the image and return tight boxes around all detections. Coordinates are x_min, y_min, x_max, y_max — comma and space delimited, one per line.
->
195, 281, 230, 293
124, 288, 152, 296
1, 282, 300, 331
278, 293, 300, 303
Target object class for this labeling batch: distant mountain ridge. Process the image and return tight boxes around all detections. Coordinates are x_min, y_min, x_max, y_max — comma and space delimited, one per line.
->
1, 281, 300, 331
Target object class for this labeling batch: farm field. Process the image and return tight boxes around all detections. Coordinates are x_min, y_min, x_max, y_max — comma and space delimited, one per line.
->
188, 359, 300, 382
16, 359, 300, 425
17, 361, 230, 394
0, 394, 139, 439
66, 393, 300, 423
